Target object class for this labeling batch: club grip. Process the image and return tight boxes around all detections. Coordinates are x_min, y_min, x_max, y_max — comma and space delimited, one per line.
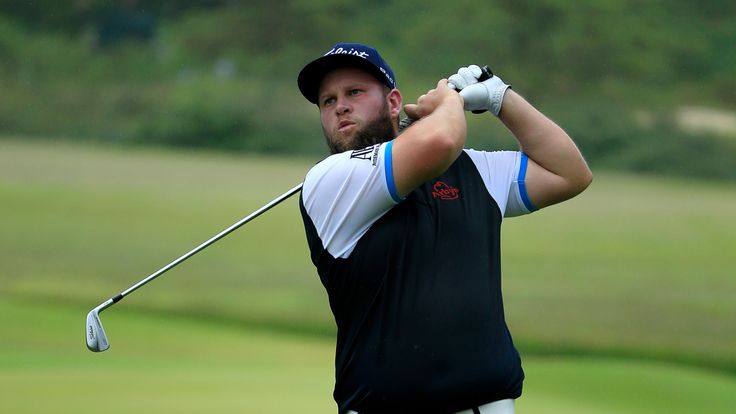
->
398, 65, 495, 132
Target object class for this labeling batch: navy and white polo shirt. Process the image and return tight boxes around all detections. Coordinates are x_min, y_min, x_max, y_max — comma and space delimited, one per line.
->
300, 141, 535, 414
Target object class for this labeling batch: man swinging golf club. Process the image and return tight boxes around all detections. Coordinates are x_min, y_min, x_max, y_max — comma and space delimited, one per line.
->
297, 42, 592, 413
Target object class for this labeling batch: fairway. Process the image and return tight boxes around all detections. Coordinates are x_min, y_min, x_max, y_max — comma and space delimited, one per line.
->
1, 138, 735, 412
2, 299, 735, 413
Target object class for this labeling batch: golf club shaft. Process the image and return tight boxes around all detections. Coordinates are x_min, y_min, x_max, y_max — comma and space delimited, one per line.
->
103, 182, 303, 307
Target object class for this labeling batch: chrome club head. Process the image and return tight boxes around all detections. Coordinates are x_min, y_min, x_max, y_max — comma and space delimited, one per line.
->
86, 305, 110, 352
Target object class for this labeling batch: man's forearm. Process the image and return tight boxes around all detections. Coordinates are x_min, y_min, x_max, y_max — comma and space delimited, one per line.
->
499, 90, 592, 192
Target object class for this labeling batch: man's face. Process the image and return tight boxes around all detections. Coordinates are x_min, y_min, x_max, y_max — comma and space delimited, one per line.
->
317, 67, 399, 154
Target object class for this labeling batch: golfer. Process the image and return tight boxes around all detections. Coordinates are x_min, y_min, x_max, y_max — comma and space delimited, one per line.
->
297, 42, 592, 414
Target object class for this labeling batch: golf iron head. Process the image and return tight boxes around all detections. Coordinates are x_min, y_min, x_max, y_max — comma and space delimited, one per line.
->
86, 304, 110, 352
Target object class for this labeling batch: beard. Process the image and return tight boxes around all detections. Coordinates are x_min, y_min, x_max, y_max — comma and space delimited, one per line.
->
323, 101, 396, 154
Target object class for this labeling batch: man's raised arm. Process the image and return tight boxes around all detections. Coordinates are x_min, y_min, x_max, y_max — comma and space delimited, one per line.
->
453, 66, 592, 209
392, 79, 467, 197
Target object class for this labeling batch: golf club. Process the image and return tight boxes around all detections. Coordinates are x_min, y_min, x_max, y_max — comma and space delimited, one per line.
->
86, 66, 492, 352
86, 182, 303, 352
398, 65, 493, 131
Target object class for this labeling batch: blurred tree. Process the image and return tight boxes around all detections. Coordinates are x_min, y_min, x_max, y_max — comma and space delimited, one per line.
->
96, 0, 157, 48
0, 0, 734, 178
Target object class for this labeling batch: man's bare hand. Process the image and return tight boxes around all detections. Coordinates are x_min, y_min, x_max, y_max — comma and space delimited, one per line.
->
403, 79, 464, 121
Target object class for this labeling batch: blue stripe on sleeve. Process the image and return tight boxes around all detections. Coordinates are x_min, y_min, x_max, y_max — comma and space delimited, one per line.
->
518, 153, 537, 212
384, 141, 402, 203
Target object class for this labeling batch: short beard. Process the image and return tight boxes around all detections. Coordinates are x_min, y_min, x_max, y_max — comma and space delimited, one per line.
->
323, 102, 396, 154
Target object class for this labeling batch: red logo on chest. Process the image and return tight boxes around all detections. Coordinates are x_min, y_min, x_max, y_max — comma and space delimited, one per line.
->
432, 181, 460, 200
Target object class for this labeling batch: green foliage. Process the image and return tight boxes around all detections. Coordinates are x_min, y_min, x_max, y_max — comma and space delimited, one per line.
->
131, 79, 252, 150
1, 1, 735, 178
545, 99, 736, 180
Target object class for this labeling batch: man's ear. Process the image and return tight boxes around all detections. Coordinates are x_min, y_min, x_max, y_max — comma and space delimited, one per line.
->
387, 88, 403, 119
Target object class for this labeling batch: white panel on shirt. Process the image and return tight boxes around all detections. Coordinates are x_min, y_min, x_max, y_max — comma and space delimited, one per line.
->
302, 143, 397, 259
302, 145, 534, 260
463, 149, 534, 218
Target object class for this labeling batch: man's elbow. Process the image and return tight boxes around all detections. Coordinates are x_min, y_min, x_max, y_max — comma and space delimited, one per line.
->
425, 121, 466, 167
436, 129, 466, 159
569, 166, 593, 197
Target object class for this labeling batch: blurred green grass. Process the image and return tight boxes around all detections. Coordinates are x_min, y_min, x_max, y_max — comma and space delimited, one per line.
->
1, 137, 735, 411
1, 298, 735, 413
0, 138, 332, 332
502, 172, 736, 370
0, 298, 336, 414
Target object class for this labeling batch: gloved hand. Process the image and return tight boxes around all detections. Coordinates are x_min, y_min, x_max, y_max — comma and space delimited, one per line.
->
448, 65, 484, 91
449, 65, 510, 116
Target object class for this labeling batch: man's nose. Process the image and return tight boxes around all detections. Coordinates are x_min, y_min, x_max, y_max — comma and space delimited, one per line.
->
335, 97, 351, 115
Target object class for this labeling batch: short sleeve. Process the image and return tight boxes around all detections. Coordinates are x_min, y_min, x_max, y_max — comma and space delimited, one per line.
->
464, 149, 537, 217
301, 142, 400, 258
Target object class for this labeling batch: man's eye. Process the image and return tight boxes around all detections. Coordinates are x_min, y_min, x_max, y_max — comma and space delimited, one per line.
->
349, 89, 362, 96
322, 97, 336, 106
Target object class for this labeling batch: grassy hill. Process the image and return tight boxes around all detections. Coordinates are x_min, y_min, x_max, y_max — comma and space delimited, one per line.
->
1, 137, 734, 373
1, 138, 735, 412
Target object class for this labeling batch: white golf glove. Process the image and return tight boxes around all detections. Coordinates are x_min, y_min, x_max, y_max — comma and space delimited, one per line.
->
448, 65, 484, 91
449, 65, 510, 116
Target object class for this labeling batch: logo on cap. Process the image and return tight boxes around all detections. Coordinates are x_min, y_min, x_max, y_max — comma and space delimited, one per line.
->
325, 46, 370, 59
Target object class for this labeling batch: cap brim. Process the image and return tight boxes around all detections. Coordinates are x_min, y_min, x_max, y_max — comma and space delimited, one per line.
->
298, 54, 391, 104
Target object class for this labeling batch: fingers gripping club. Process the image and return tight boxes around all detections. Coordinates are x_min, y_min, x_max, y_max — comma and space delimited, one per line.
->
398, 65, 493, 132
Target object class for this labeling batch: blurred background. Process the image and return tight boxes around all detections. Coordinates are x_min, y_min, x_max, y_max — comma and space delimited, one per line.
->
1, 1, 735, 413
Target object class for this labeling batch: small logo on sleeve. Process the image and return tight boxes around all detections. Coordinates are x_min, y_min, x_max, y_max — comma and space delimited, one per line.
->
350, 144, 380, 166
432, 181, 460, 200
